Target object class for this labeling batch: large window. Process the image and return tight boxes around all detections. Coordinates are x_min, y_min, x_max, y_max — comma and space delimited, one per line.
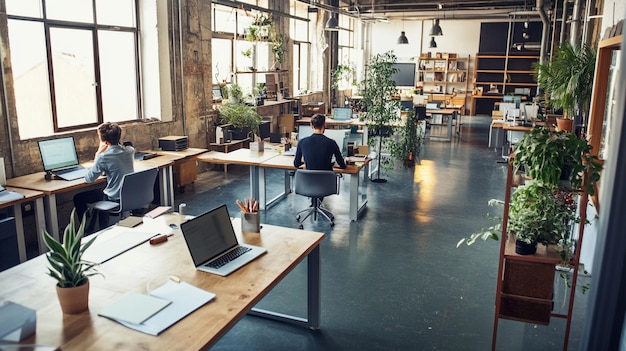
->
6, 0, 140, 138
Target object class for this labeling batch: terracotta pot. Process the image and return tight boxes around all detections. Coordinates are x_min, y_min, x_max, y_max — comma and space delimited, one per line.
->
556, 118, 573, 133
56, 279, 90, 314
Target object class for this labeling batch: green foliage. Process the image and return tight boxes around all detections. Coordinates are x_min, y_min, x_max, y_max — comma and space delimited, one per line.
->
242, 48, 252, 58
218, 101, 263, 134
228, 84, 244, 103
456, 199, 504, 247
533, 42, 597, 118
508, 183, 577, 245
332, 63, 356, 89
389, 110, 424, 164
511, 127, 602, 195
271, 34, 285, 64
360, 51, 401, 179
42, 209, 101, 288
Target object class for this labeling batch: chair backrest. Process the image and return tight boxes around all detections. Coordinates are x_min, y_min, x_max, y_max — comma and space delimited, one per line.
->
294, 170, 340, 198
415, 105, 427, 120
118, 167, 158, 213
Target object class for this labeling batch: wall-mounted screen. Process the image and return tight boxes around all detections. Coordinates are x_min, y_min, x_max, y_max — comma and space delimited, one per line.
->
390, 63, 416, 87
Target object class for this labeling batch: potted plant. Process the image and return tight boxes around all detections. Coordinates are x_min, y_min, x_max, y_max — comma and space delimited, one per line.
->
533, 42, 597, 132
218, 101, 263, 142
390, 109, 424, 167
246, 14, 273, 41
227, 83, 244, 104
511, 127, 602, 196
271, 34, 285, 68
359, 51, 402, 182
42, 209, 101, 314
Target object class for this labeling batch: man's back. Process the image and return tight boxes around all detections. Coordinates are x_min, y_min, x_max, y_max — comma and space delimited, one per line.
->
294, 134, 346, 170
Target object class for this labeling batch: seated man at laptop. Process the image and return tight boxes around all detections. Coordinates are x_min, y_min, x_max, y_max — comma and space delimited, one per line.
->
73, 122, 135, 232
294, 113, 346, 171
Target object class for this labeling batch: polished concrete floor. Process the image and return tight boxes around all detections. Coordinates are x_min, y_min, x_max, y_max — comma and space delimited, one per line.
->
175, 117, 590, 351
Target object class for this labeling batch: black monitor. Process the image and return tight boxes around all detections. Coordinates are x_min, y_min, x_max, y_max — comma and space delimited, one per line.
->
258, 121, 271, 140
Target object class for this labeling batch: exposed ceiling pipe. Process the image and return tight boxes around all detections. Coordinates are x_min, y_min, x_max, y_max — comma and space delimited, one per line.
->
536, 0, 550, 65
570, 0, 583, 46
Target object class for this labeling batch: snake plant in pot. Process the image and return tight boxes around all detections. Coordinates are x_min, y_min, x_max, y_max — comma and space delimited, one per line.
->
42, 208, 101, 314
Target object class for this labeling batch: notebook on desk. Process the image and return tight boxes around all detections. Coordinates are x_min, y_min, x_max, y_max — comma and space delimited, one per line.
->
38, 136, 88, 181
180, 204, 266, 276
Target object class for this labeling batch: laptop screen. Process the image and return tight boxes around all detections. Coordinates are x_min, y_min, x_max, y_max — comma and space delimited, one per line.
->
332, 107, 352, 121
181, 205, 238, 267
38, 137, 80, 171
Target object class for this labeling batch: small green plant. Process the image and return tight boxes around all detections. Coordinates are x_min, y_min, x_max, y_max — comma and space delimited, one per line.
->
242, 48, 252, 58
42, 209, 101, 288
390, 110, 424, 166
332, 63, 356, 89
218, 102, 263, 135
228, 83, 244, 103
457, 199, 504, 247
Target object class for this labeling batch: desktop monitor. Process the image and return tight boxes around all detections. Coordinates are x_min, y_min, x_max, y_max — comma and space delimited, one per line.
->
212, 85, 223, 102
258, 121, 271, 140
332, 107, 352, 121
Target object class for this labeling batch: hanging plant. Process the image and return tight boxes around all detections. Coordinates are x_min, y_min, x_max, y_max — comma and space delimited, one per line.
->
271, 34, 285, 65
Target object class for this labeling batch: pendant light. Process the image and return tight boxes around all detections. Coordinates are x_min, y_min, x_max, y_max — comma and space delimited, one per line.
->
429, 19, 443, 36
325, 14, 339, 31
397, 13, 409, 44
429, 36, 437, 48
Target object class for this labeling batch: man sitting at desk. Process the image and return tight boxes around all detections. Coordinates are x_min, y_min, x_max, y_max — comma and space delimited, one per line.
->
294, 113, 346, 171
73, 122, 135, 232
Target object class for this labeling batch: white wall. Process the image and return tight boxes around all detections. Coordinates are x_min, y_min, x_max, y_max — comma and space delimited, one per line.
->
369, 19, 482, 62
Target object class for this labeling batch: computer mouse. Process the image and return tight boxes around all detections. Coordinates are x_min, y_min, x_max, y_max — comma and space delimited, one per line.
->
169, 223, 178, 230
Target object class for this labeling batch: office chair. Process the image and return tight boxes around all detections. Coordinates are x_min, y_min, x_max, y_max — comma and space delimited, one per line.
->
294, 169, 341, 229
89, 167, 158, 228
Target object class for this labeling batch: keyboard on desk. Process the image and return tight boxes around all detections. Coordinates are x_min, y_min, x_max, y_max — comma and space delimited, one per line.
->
53, 166, 88, 181
205, 246, 252, 269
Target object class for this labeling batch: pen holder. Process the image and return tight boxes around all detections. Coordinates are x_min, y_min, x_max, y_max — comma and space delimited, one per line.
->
241, 212, 260, 233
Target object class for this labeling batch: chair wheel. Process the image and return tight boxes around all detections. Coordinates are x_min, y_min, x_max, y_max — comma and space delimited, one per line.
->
299, 224, 304, 229
296, 215, 301, 220
330, 222, 334, 227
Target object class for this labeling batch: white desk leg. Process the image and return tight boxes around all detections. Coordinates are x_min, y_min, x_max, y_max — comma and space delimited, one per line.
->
159, 166, 174, 206
34, 198, 46, 254
44, 194, 60, 241
12, 204, 26, 262
447, 113, 453, 140
361, 125, 369, 146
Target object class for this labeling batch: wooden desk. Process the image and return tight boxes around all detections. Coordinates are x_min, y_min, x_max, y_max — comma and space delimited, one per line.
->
153, 148, 208, 192
6, 155, 178, 240
210, 139, 251, 174
0, 187, 45, 261
426, 108, 460, 141
197, 148, 370, 221
0, 213, 324, 350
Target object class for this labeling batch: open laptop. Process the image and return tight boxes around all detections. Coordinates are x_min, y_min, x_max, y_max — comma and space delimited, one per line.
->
180, 204, 266, 276
332, 107, 353, 121
38, 137, 89, 181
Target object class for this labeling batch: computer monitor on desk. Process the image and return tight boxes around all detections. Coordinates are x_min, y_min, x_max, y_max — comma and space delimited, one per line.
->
332, 107, 353, 121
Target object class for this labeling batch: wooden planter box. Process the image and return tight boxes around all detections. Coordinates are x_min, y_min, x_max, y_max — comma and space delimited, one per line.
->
499, 259, 556, 325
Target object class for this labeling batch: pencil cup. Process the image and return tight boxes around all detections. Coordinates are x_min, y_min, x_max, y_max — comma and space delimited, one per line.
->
241, 212, 260, 233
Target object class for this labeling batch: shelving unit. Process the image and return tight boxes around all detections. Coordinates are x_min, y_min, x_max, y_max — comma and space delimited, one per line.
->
491, 158, 589, 351
471, 54, 539, 116
417, 55, 470, 96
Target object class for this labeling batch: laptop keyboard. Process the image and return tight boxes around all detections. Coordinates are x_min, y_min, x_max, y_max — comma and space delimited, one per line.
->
55, 166, 82, 175
206, 246, 252, 269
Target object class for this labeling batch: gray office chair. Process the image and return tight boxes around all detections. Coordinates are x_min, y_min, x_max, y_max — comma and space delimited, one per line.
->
90, 167, 158, 227
294, 169, 341, 229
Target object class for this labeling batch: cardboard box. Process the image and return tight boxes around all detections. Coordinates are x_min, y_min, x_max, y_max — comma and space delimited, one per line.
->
278, 114, 295, 134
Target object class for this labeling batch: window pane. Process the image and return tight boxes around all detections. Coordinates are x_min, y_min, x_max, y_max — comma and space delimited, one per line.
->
237, 41, 254, 72
98, 30, 139, 122
46, 0, 94, 23
300, 43, 309, 92
213, 5, 236, 33
96, 0, 136, 27
292, 43, 299, 93
256, 42, 270, 71
6, 0, 43, 18
212, 38, 233, 83
9, 20, 54, 139
49, 27, 98, 128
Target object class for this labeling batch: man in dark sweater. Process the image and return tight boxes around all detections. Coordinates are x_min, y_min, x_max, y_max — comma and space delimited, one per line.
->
294, 113, 346, 170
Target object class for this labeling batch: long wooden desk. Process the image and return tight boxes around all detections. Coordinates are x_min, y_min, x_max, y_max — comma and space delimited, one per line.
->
152, 147, 208, 192
0, 187, 45, 261
196, 148, 370, 221
6, 155, 179, 240
0, 213, 324, 350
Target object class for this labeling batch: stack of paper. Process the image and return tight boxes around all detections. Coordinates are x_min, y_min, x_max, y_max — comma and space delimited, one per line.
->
100, 281, 215, 335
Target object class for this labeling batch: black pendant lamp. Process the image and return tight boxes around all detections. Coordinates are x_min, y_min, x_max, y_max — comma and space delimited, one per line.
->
429, 36, 437, 48
397, 31, 409, 44
429, 18, 443, 36
325, 15, 339, 31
